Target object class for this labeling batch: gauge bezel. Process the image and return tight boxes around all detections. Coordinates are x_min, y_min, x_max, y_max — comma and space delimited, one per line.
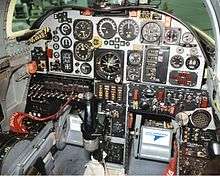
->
141, 22, 162, 43
80, 63, 92, 75
127, 51, 143, 66
95, 49, 123, 81
170, 55, 184, 68
60, 23, 72, 35
127, 66, 141, 81
74, 41, 93, 61
97, 18, 117, 39
186, 56, 200, 70
118, 19, 139, 41
164, 28, 181, 44
73, 19, 93, 41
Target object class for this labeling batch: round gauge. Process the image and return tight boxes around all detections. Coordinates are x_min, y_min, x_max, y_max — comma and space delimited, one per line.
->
176, 47, 184, 54
128, 51, 142, 65
127, 67, 141, 81
141, 22, 162, 42
170, 55, 184, 68
96, 52, 121, 80
73, 19, 93, 40
118, 19, 139, 41
97, 18, 117, 39
186, 56, 200, 70
60, 37, 72, 48
164, 28, 180, 44
191, 110, 211, 129
176, 112, 189, 126
80, 63, 92, 75
190, 47, 198, 55
60, 23, 71, 35
74, 42, 93, 61
182, 32, 194, 43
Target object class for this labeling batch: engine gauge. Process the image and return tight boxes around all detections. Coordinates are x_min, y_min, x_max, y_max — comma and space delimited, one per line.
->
80, 63, 92, 75
164, 28, 180, 44
97, 18, 117, 39
176, 112, 189, 126
96, 51, 122, 80
73, 19, 93, 40
170, 55, 184, 68
141, 22, 162, 43
128, 51, 142, 65
186, 56, 200, 70
118, 19, 139, 41
182, 32, 194, 43
74, 41, 93, 61
127, 67, 141, 81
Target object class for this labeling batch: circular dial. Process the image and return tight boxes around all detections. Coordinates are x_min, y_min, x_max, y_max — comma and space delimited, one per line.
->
164, 28, 180, 44
170, 55, 184, 68
127, 67, 141, 81
80, 63, 92, 75
186, 56, 200, 70
74, 42, 93, 61
61, 37, 72, 48
97, 18, 117, 39
118, 19, 139, 41
60, 23, 71, 35
141, 22, 162, 42
128, 51, 142, 65
96, 52, 122, 80
176, 112, 189, 126
73, 19, 93, 40
182, 32, 194, 43
191, 110, 211, 129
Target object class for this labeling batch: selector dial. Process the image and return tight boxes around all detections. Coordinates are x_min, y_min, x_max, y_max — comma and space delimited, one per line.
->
118, 19, 139, 41
97, 18, 117, 39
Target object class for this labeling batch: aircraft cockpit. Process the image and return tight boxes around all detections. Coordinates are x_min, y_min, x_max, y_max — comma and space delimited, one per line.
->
0, 0, 220, 175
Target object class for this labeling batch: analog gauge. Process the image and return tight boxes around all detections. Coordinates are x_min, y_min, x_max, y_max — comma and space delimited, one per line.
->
141, 22, 162, 42
74, 42, 93, 61
186, 56, 200, 70
190, 47, 198, 55
73, 19, 93, 40
182, 32, 194, 43
97, 18, 117, 39
176, 112, 189, 126
128, 51, 142, 65
60, 37, 72, 48
118, 19, 139, 41
60, 23, 71, 35
191, 110, 211, 129
170, 55, 184, 68
164, 28, 180, 44
96, 51, 122, 80
80, 63, 92, 75
127, 67, 141, 81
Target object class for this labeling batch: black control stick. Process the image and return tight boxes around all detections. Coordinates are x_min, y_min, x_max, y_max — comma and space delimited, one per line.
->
81, 92, 99, 152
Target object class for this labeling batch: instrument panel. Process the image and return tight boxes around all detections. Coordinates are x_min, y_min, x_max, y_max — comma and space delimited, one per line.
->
31, 8, 206, 89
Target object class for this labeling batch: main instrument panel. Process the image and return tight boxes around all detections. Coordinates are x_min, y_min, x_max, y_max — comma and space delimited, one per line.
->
32, 8, 206, 89
26, 7, 214, 175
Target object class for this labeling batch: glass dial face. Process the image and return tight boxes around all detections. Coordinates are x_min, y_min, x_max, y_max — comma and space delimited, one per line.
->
74, 42, 93, 61
128, 51, 142, 65
186, 56, 200, 70
96, 52, 121, 80
182, 32, 194, 43
170, 55, 184, 68
73, 19, 93, 40
141, 22, 162, 42
118, 19, 139, 41
97, 18, 117, 39
80, 63, 92, 75
164, 28, 180, 44
127, 67, 141, 81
